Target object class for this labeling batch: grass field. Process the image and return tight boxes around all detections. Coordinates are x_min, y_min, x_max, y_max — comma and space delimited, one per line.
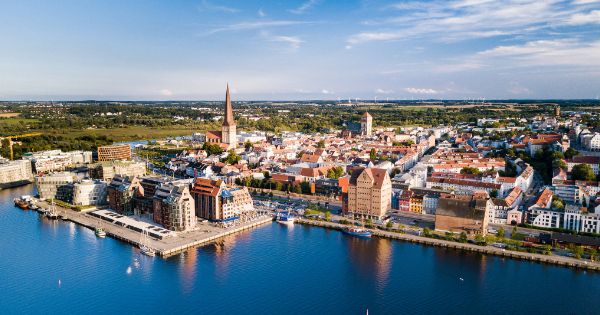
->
44, 125, 207, 142
0, 118, 40, 125
0, 113, 21, 118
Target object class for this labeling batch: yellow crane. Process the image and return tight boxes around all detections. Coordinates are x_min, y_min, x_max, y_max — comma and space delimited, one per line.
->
0, 133, 43, 160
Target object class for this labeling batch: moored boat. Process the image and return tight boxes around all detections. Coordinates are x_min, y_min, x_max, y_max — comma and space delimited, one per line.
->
342, 227, 372, 238
139, 230, 155, 256
276, 211, 295, 225
14, 196, 32, 210
95, 227, 106, 238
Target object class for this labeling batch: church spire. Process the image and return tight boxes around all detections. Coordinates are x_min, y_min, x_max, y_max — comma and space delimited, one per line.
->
223, 83, 235, 127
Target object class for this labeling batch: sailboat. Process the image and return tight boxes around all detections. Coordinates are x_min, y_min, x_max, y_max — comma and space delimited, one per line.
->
342, 213, 372, 238
139, 230, 155, 257
45, 199, 59, 220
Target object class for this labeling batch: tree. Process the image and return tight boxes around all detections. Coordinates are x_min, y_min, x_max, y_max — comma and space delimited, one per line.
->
369, 148, 377, 160
317, 140, 325, 148
564, 147, 579, 159
511, 226, 518, 240
551, 198, 565, 210
572, 246, 584, 259
325, 211, 331, 221
202, 142, 223, 156
386, 220, 394, 229
300, 181, 311, 194
489, 189, 498, 198
422, 227, 431, 236
460, 167, 481, 175
244, 141, 253, 151
445, 231, 454, 241
474, 234, 486, 245
571, 164, 595, 181
224, 149, 241, 164
459, 232, 468, 243
497, 226, 505, 239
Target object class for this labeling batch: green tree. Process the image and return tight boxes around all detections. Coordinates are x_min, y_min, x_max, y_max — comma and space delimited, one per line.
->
459, 232, 468, 243
325, 211, 331, 221
497, 226, 505, 239
244, 141, 253, 151
489, 189, 498, 198
386, 220, 394, 229
551, 198, 565, 210
423, 227, 431, 236
460, 167, 481, 175
202, 142, 224, 156
224, 149, 241, 164
317, 140, 325, 148
511, 226, 518, 240
474, 234, 486, 245
369, 148, 377, 160
564, 147, 579, 159
571, 164, 595, 181
572, 246, 584, 259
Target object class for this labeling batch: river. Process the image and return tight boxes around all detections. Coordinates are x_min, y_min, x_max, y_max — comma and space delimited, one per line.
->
1, 185, 598, 314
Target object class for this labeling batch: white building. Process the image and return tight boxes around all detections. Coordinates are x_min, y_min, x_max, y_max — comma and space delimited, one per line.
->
0, 159, 33, 188
72, 179, 108, 206
23, 150, 93, 173
35, 172, 75, 200
563, 205, 600, 234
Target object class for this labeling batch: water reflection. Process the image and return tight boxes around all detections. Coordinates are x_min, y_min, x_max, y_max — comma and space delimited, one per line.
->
346, 236, 393, 292
178, 248, 198, 294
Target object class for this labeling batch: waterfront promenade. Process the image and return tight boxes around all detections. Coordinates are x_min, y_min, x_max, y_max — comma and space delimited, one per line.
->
34, 200, 273, 257
297, 218, 600, 271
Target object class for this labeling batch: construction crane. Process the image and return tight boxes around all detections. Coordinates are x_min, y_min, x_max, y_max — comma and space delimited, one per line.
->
0, 133, 43, 160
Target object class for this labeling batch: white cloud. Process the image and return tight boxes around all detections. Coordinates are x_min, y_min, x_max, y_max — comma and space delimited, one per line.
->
258, 9, 266, 17
404, 87, 439, 94
200, 20, 310, 36
565, 10, 600, 24
321, 89, 333, 94
477, 39, 600, 67
375, 88, 394, 94
573, 0, 600, 4
289, 0, 320, 14
197, 0, 239, 13
267, 35, 304, 50
347, 0, 597, 46
347, 31, 403, 45
159, 89, 173, 96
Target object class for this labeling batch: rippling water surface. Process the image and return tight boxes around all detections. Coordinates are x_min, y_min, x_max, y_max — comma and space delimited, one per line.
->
1, 185, 599, 314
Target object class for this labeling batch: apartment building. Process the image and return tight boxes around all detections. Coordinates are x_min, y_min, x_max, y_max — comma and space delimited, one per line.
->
97, 144, 132, 161
153, 183, 196, 231
0, 159, 33, 188
345, 167, 392, 220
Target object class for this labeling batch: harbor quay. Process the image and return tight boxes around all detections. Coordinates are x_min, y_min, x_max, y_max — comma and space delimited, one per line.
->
34, 200, 273, 258
296, 218, 600, 272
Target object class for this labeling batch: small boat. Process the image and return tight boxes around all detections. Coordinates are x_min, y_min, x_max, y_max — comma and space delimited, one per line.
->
45, 200, 59, 219
95, 227, 106, 238
342, 227, 372, 238
139, 230, 155, 257
276, 211, 295, 225
14, 196, 30, 210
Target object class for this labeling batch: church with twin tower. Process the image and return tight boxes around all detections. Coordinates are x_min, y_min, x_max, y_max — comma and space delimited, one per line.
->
206, 84, 237, 149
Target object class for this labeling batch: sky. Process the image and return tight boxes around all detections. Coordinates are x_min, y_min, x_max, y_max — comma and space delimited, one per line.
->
1, 0, 600, 101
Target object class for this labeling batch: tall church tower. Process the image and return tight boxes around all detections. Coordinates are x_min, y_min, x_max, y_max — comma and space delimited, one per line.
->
361, 112, 372, 136
221, 84, 237, 148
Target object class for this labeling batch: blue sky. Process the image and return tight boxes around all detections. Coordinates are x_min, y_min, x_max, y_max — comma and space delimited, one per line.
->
1, 0, 600, 100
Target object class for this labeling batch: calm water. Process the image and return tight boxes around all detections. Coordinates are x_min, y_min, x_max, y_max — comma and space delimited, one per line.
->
1, 185, 599, 315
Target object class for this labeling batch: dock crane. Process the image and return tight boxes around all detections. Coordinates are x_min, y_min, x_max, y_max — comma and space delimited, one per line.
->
0, 133, 43, 160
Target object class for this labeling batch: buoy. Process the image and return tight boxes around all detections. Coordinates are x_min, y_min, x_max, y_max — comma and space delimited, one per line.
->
58, 279, 62, 287
126, 266, 132, 274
